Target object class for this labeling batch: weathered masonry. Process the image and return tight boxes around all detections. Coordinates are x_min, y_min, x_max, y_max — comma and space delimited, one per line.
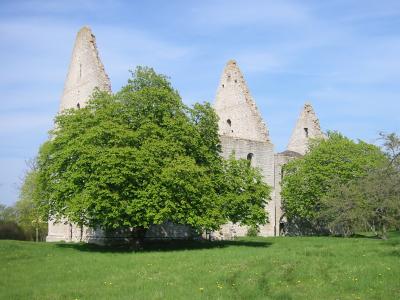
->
212, 60, 324, 238
46, 27, 324, 243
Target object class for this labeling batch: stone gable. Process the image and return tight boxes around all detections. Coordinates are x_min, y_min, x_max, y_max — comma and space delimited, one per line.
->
59, 26, 111, 112
287, 103, 325, 155
214, 60, 270, 142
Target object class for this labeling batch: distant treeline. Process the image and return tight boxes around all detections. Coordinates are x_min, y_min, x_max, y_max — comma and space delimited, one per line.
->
0, 203, 47, 241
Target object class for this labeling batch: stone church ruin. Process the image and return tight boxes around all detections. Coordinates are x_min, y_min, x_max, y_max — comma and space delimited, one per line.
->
46, 27, 324, 243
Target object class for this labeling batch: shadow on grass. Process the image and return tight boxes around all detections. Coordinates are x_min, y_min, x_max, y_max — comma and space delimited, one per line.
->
349, 233, 382, 239
333, 231, 400, 241
55, 239, 272, 253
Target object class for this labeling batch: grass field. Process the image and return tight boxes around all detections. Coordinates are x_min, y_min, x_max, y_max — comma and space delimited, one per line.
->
1, 233, 399, 300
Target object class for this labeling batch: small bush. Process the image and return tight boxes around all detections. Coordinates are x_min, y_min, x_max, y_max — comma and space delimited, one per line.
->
246, 226, 259, 237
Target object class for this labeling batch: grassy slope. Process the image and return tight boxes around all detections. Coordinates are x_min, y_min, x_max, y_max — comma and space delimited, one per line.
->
1, 233, 399, 300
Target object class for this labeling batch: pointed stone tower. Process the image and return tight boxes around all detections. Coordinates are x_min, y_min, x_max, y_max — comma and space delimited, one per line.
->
59, 26, 111, 112
287, 102, 324, 155
47, 26, 111, 243
214, 60, 270, 142
213, 60, 276, 238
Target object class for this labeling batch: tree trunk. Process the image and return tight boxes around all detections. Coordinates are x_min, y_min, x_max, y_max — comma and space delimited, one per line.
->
35, 226, 39, 242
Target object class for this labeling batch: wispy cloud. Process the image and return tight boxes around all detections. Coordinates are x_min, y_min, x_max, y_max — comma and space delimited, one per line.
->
96, 25, 195, 88
190, 0, 310, 28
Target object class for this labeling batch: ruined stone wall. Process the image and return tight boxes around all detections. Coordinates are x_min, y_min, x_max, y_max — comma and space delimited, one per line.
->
273, 151, 302, 235
46, 217, 101, 243
47, 220, 195, 244
213, 136, 275, 238
212, 60, 278, 239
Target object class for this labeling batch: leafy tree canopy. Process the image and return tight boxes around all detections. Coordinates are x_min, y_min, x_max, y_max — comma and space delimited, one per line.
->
36, 67, 271, 236
319, 132, 400, 239
281, 131, 386, 233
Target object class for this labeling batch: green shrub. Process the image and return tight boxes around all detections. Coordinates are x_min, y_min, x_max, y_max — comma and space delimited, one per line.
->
246, 225, 259, 237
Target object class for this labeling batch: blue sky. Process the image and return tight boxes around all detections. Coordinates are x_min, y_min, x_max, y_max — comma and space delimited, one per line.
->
1, 0, 399, 206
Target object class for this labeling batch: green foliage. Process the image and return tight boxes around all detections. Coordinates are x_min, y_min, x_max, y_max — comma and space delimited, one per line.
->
16, 163, 48, 241
319, 133, 400, 238
320, 169, 400, 238
0, 161, 48, 241
0, 222, 25, 240
220, 155, 270, 227
36, 66, 270, 235
246, 225, 259, 237
0, 204, 16, 222
0, 204, 25, 240
125, 66, 174, 92
2, 233, 400, 299
380, 132, 400, 169
281, 132, 386, 233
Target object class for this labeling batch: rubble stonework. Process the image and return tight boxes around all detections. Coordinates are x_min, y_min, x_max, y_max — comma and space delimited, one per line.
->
213, 62, 324, 239
287, 103, 325, 155
59, 26, 111, 111
47, 27, 325, 243
213, 62, 275, 238
214, 60, 270, 142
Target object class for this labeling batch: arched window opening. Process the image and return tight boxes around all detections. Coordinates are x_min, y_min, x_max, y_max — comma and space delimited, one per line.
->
76, 102, 81, 109
304, 127, 309, 138
227, 119, 232, 127
247, 153, 254, 161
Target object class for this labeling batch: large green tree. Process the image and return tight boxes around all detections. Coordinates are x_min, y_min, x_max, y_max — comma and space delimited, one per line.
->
318, 133, 400, 239
281, 132, 386, 234
36, 67, 270, 243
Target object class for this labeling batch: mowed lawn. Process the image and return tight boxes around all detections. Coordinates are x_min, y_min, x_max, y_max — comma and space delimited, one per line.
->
1, 233, 399, 300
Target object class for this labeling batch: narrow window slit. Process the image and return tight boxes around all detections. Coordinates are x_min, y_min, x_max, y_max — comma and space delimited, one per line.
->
304, 127, 309, 138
